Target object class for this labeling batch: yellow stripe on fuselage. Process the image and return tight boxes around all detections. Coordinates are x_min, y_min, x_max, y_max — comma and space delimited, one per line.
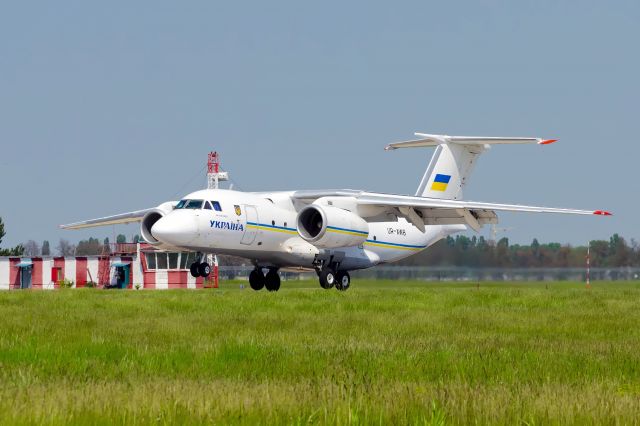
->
327, 228, 368, 237
246, 224, 298, 235
364, 241, 423, 251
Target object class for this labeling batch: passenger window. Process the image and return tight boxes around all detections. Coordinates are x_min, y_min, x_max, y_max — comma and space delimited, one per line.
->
212, 201, 222, 212
184, 199, 203, 209
204, 201, 213, 210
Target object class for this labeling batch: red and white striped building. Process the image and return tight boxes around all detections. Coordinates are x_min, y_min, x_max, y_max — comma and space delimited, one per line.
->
0, 244, 206, 290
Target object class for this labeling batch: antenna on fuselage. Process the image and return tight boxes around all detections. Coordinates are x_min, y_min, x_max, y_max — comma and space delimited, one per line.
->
207, 152, 229, 190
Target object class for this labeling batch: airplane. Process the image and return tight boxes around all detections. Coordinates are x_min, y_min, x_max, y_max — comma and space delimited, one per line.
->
61, 133, 611, 291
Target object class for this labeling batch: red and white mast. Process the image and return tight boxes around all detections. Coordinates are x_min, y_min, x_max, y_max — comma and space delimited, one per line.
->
206, 151, 228, 289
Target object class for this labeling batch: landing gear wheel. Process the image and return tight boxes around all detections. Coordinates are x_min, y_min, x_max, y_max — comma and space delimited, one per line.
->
319, 268, 336, 289
198, 262, 211, 278
249, 269, 265, 291
190, 263, 200, 278
335, 271, 351, 291
265, 269, 281, 292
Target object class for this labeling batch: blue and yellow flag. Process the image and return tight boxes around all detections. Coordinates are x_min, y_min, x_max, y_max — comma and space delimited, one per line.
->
430, 173, 451, 192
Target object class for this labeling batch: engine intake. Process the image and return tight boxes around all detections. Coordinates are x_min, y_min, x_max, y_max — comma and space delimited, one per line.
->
140, 202, 176, 245
297, 205, 369, 249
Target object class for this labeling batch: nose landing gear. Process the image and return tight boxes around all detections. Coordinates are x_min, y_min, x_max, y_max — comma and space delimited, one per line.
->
189, 253, 212, 278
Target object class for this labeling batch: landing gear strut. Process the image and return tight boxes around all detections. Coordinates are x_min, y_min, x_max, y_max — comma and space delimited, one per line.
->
249, 268, 281, 292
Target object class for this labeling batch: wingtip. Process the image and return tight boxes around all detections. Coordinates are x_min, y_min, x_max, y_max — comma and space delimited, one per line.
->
384, 145, 395, 151
539, 139, 558, 145
593, 210, 613, 216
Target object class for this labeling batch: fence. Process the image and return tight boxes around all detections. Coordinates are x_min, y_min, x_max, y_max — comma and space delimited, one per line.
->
217, 266, 640, 282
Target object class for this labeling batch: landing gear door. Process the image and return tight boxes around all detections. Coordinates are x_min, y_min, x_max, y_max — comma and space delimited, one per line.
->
241, 205, 259, 245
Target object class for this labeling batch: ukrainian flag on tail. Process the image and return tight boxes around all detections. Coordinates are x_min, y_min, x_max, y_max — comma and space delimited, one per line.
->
430, 173, 451, 192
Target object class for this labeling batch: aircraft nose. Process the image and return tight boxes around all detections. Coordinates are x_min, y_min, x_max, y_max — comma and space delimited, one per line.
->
151, 213, 198, 246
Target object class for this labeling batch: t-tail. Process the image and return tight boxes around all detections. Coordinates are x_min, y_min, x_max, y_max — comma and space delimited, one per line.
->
385, 133, 557, 200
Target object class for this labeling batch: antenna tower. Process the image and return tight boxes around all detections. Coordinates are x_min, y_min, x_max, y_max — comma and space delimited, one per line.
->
207, 152, 229, 190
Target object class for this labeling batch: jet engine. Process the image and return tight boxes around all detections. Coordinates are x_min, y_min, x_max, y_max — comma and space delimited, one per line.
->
140, 202, 177, 246
296, 204, 369, 249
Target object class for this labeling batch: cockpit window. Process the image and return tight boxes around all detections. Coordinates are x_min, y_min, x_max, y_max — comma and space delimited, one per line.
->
175, 200, 187, 209
212, 201, 222, 211
183, 199, 203, 209
204, 201, 213, 210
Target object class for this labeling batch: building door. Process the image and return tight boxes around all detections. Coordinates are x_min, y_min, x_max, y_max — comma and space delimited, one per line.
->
241, 205, 259, 245
20, 267, 32, 289
115, 266, 130, 289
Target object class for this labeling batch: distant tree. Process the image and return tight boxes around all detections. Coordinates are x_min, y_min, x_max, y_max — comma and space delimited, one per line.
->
0, 217, 25, 256
132, 234, 141, 244
56, 239, 75, 256
23, 240, 40, 256
76, 237, 103, 256
116, 234, 127, 244
41, 240, 51, 256
103, 237, 111, 254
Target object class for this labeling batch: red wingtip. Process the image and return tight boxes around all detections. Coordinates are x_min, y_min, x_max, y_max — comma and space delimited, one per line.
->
593, 210, 613, 216
539, 139, 558, 145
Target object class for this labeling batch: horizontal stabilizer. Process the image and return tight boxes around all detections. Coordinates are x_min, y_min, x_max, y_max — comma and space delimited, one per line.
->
385, 133, 556, 151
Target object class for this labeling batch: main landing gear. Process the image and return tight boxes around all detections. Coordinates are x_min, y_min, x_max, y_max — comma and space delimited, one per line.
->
249, 267, 281, 292
189, 253, 211, 278
318, 266, 351, 291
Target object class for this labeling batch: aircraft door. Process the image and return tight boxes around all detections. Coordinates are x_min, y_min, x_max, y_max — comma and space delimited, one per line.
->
241, 205, 259, 245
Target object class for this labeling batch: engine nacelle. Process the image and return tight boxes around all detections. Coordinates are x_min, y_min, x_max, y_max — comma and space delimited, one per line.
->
296, 204, 369, 249
140, 201, 177, 247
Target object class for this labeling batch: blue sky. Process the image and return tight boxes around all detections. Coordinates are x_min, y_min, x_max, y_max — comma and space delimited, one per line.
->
0, 1, 637, 248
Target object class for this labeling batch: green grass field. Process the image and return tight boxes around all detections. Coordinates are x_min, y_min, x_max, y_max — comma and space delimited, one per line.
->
1, 280, 640, 425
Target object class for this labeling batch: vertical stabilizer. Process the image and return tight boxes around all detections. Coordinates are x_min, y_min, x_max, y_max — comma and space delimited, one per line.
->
414, 143, 484, 200
385, 133, 556, 201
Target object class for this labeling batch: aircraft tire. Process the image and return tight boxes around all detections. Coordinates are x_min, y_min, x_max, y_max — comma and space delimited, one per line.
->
190, 263, 200, 278
319, 268, 336, 289
249, 269, 265, 291
335, 271, 351, 291
265, 270, 281, 292
198, 262, 211, 277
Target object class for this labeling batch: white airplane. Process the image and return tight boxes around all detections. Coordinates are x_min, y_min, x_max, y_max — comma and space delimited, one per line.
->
62, 133, 611, 291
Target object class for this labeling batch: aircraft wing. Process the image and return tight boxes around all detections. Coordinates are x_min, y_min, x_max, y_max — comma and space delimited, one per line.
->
291, 190, 611, 232
60, 208, 156, 230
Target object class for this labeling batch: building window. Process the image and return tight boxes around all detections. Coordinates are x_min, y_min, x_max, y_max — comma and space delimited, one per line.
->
146, 253, 156, 269
145, 252, 198, 271
156, 253, 168, 269
168, 253, 179, 269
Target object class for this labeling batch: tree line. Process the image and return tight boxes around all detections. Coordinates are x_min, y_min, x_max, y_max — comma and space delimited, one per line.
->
20, 234, 142, 256
397, 234, 639, 268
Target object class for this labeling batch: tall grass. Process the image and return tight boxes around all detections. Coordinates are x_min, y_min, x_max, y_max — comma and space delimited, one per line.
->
0, 281, 639, 424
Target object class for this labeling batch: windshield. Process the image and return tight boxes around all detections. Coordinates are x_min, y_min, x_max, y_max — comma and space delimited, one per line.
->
175, 199, 204, 209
